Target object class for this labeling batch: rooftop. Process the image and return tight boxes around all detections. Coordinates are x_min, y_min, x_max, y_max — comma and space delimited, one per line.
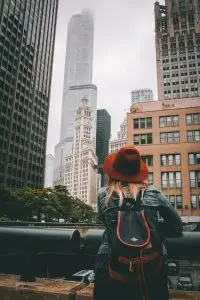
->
129, 97, 200, 113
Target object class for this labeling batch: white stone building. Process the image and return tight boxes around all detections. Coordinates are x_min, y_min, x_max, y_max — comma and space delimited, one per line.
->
44, 154, 54, 188
109, 117, 128, 153
64, 98, 97, 207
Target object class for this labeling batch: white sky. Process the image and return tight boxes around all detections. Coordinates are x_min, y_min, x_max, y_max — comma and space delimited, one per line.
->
46, 0, 165, 155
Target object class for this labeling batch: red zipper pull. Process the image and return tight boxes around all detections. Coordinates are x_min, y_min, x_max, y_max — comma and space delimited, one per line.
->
129, 261, 134, 272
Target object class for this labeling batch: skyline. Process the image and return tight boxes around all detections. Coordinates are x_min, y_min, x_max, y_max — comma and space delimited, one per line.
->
47, 0, 165, 155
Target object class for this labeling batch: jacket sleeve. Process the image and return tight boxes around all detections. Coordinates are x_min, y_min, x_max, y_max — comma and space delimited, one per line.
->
97, 188, 107, 226
158, 191, 183, 237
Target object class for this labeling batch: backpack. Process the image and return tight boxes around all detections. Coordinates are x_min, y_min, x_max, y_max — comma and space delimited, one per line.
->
108, 189, 163, 289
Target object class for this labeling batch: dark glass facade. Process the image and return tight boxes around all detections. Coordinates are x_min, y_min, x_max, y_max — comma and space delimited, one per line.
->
0, 0, 58, 188
96, 109, 111, 187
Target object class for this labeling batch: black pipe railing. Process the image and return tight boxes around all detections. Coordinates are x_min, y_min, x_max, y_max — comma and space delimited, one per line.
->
0, 221, 103, 227
0, 227, 200, 283
0, 227, 80, 282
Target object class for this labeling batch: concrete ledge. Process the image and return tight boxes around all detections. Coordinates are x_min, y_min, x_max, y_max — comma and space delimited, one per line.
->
0, 274, 85, 300
1, 274, 200, 300
75, 283, 200, 300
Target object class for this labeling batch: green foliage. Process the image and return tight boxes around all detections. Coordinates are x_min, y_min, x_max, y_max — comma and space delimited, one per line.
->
71, 197, 94, 222
0, 185, 95, 223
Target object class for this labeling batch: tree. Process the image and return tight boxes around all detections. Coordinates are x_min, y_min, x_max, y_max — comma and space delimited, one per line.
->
1, 184, 95, 223
71, 197, 94, 222
0, 185, 24, 220
53, 185, 72, 221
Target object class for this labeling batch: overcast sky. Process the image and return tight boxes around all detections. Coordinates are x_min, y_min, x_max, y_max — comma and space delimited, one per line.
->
46, 0, 164, 155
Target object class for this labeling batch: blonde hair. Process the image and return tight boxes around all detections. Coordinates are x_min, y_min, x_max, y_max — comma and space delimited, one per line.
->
105, 177, 148, 206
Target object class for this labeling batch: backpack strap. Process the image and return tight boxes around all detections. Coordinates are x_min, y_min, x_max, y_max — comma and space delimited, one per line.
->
133, 189, 143, 211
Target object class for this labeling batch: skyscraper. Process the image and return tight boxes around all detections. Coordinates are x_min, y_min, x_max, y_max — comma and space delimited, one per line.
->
63, 9, 94, 91
53, 10, 97, 185
131, 89, 153, 105
155, 0, 200, 100
96, 109, 111, 186
0, 0, 58, 188
64, 98, 97, 207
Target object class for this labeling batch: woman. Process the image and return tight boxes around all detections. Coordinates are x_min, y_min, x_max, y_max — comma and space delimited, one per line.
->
93, 146, 183, 300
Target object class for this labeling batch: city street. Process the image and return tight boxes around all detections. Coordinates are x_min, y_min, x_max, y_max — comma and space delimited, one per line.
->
169, 260, 200, 291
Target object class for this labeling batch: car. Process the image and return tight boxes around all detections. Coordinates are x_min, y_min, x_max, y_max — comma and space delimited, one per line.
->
177, 274, 193, 291
72, 270, 95, 283
166, 260, 179, 276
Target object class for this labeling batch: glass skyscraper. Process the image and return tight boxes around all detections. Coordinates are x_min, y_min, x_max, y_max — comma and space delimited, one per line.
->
0, 0, 58, 188
96, 109, 111, 187
53, 10, 96, 185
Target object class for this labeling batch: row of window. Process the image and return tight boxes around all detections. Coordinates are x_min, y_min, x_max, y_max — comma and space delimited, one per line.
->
142, 153, 192, 167
165, 194, 200, 210
161, 171, 200, 189
165, 195, 183, 209
133, 130, 200, 144
133, 113, 200, 129
147, 170, 200, 189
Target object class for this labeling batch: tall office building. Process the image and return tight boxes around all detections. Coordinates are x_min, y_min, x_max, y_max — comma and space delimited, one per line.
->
53, 10, 97, 185
131, 89, 153, 105
96, 109, 111, 186
64, 98, 97, 207
155, 0, 200, 100
0, 0, 58, 188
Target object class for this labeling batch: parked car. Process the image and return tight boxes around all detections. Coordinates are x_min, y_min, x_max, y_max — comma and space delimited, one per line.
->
72, 270, 95, 284
177, 274, 193, 291
166, 260, 179, 276
167, 277, 173, 290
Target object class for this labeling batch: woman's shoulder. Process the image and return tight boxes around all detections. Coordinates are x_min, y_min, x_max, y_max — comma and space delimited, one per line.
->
142, 185, 165, 207
98, 187, 108, 200
97, 187, 119, 211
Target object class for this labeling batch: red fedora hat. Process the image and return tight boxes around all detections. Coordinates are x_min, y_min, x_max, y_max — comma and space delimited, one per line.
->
103, 146, 148, 183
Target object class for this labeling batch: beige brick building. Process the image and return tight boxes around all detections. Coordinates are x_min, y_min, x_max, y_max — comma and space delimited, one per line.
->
127, 97, 200, 218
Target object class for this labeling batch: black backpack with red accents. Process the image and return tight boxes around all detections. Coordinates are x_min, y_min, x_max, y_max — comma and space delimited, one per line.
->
108, 190, 163, 288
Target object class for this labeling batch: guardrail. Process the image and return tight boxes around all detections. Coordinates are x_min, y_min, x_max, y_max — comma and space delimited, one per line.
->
0, 227, 200, 283
0, 221, 200, 227
0, 221, 104, 227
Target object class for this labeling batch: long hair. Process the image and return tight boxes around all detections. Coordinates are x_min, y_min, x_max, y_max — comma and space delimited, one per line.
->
105, 176, 148, 206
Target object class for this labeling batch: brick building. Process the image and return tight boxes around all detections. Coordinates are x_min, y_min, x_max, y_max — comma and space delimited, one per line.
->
127, 97, 200, 217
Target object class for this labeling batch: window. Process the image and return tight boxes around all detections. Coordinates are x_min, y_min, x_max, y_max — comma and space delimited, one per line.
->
169, 195, 175, 207
186, 113, 200, 125
133, 117, 152, 129
148, 173, 154, 184
191, 195, 197, 209
167, 195, 182, 208
161, 154, 180, 165
161, 172, 182, 189
160, 132, 180, 143
141, 155, 153, 166
176, 195, 182, 209
188, 153, 200, 165
133, 133, 152, 145
190, 171, 200, 188
187, 130, 200, 142
159, 115, 179, 127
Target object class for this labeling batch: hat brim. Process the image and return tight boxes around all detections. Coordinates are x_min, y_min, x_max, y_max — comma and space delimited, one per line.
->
103, 152, 149, 183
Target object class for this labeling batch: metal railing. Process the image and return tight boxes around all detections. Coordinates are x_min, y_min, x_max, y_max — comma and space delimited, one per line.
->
0, 227, 200, 284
